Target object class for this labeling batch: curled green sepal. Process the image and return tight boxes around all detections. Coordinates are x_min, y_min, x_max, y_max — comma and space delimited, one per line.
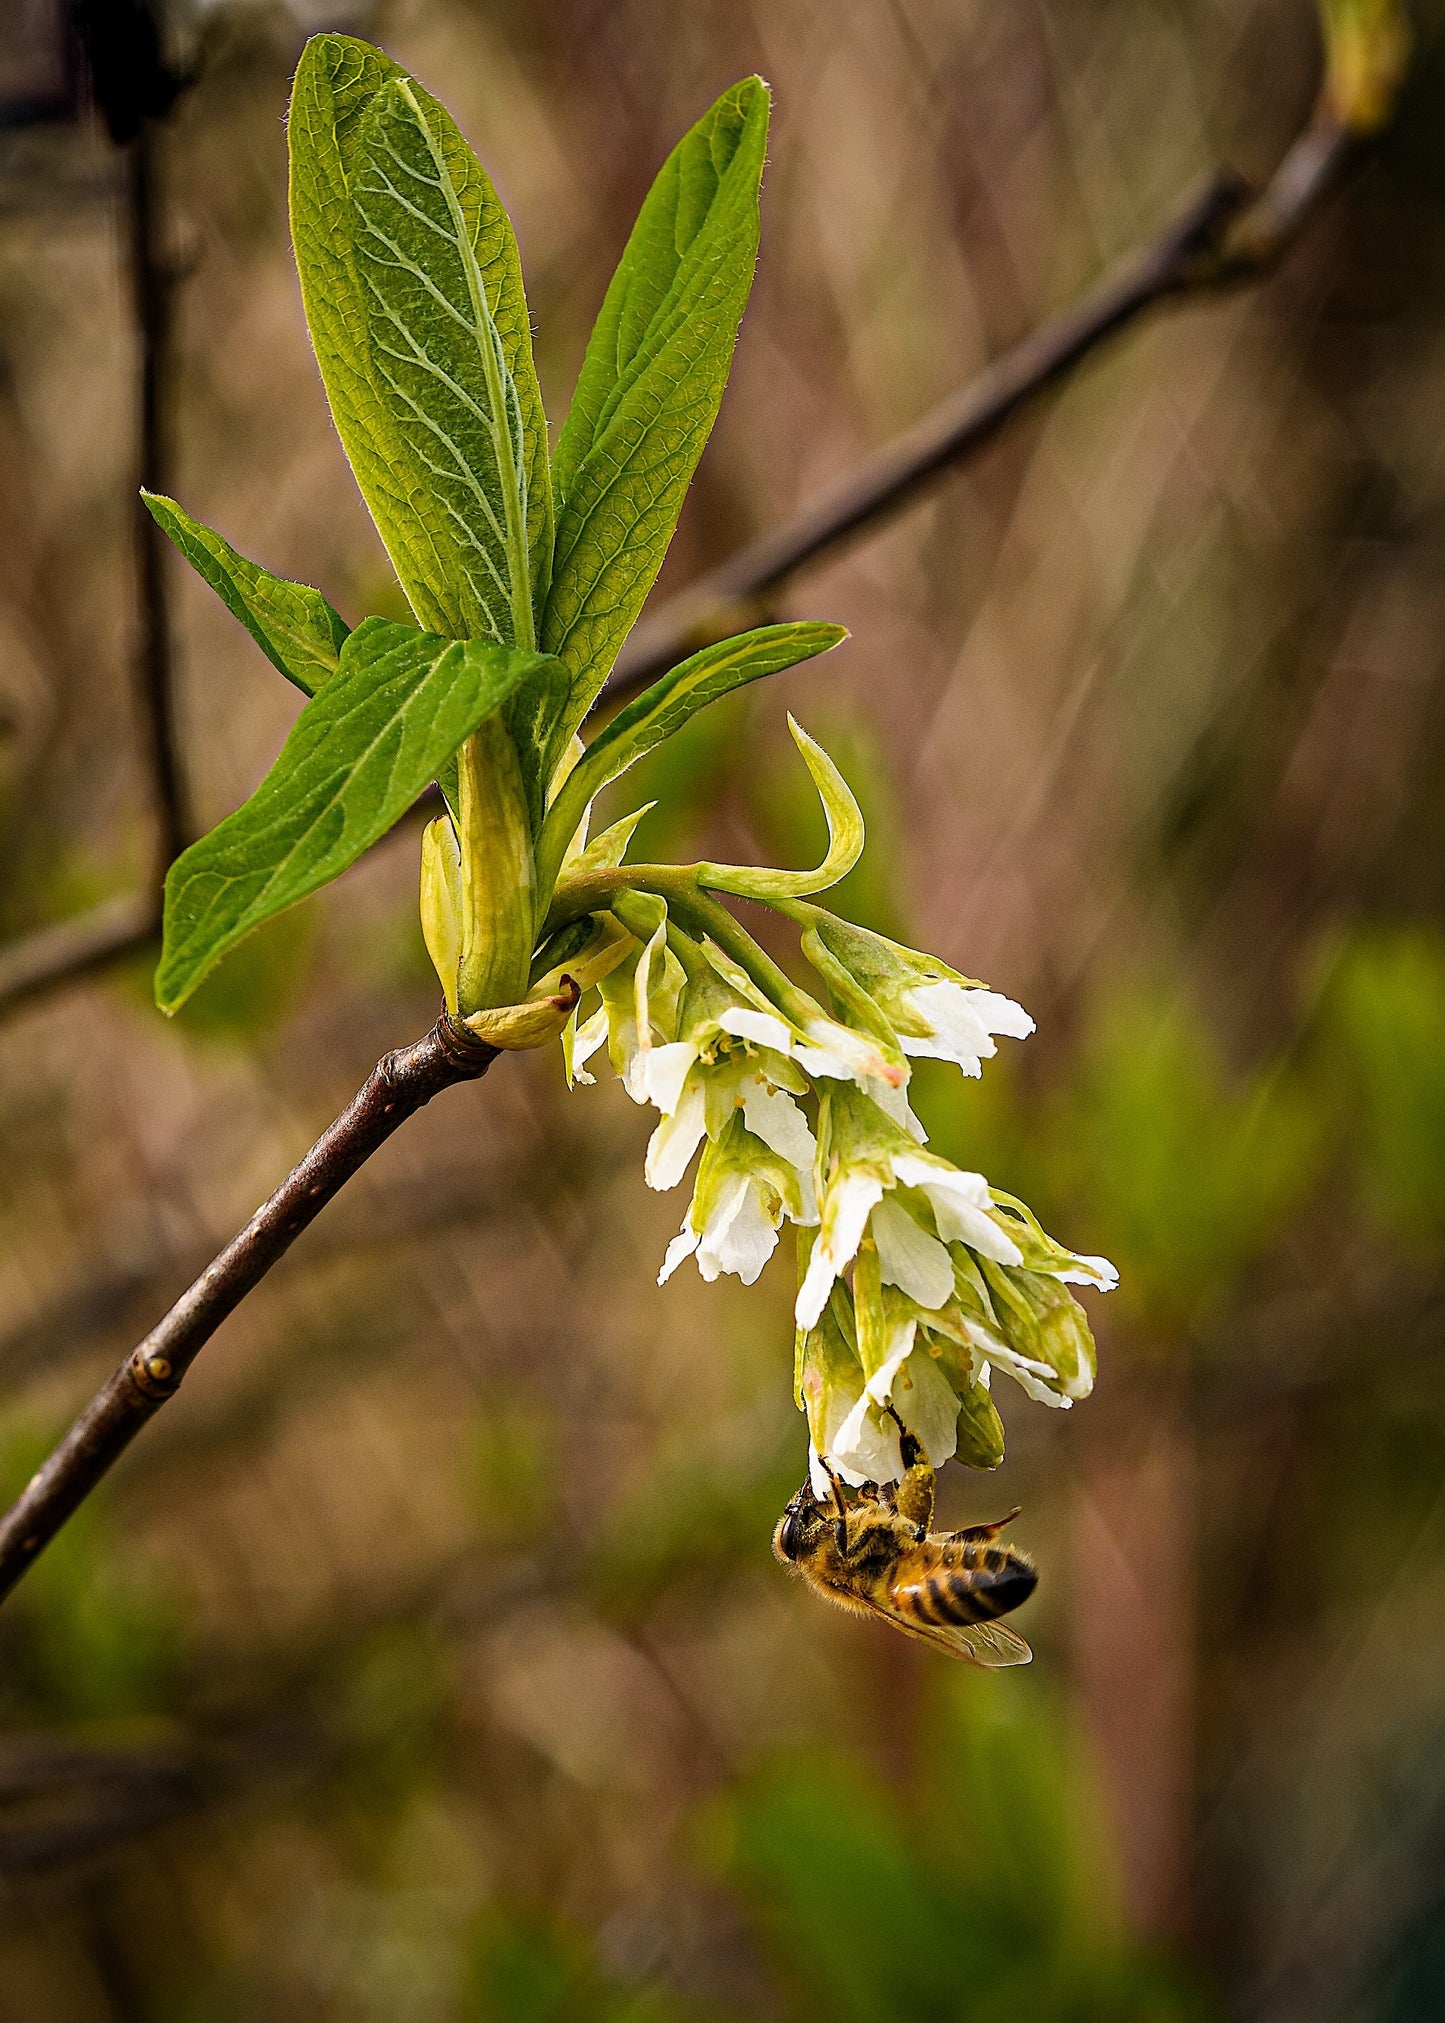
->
535, 625, 847, 902
695, 716, 863, 903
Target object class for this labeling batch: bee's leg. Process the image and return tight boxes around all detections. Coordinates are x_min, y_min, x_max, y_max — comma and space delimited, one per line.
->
885, 1406, 935, 1536
815, 1454, 851, 1555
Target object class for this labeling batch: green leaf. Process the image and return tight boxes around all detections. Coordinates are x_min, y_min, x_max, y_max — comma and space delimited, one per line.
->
697, 716, 863, 903
544, 78, 770, 741
287, 36, 551, 653
535, 622, 844, 898
143, 491, 349, 697
156, 618, 560, 1013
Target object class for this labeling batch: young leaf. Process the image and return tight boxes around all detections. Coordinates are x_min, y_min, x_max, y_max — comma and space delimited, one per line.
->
696, 715, 863, 903
287, 36, 551, 650
143, 492, 349, 697
544, 78, 770, 741
156, 618, 560, 1014
536, 622, 845, 898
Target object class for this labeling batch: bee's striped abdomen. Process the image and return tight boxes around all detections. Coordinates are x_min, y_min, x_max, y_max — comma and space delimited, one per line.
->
894, 1544, 1037, 1627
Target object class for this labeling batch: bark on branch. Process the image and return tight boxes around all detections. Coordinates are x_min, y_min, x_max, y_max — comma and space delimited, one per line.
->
0, 1018, 497, 1602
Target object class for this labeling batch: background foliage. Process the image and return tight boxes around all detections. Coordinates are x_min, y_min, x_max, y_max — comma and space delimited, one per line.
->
0, 0, 1443, 2015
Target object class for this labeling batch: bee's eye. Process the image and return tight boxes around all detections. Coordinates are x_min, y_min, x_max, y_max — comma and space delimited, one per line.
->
778, 1510, 807, 1561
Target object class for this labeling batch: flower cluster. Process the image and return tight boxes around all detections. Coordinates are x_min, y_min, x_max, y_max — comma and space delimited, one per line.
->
551, 723, 1115, 1488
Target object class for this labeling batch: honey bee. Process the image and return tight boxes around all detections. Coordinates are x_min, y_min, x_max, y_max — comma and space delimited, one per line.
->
772, 1430, 1036, 1667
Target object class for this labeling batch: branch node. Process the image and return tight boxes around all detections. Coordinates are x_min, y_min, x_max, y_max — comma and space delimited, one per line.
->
435, 1008, 502, 1076
127, 1347, 181, 1400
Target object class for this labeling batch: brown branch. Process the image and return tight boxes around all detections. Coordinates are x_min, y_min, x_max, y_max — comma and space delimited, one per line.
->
0, 1016, 497, 1603
604, 111, 1355, 701
0, 891, 156, 1012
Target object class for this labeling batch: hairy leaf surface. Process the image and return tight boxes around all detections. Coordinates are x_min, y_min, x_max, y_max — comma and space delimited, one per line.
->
157, 619, 558, 1013
544, 78, 769, 741
143, 492, 349, 696
288, 35, 551, 652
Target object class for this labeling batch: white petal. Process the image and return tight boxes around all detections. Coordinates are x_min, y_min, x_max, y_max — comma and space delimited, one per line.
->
965, 988, 1035, 1041
792, 1041, 858, 1081
1054, 1251, 1119, 1291
658, 1221, 699, 1285
643, 1081, 708, 1191
871, 1197, 954, 1311
739, 1078, 817, 1173
808, 1440, 835, 1502
963, 1319, 1071, 1407
617, 1021, 648, 1104
893, 1155, 1023, 1266
799, 1019, 903, 1088
891, 1349, 961, 1467
828, 1172, 885, 1268
899, 981, 991, 1070
863, 1309, 918, 1404
701, 1177, 779, 1286
902, 982, 1035, 1072
639, 1041, 698, 1115
794, 1173, 885, 1330
796, 1245, 839, 1333
718, 1006, 795, 1053
830, 1394, 904, 1484
866, 1074, 927, 1141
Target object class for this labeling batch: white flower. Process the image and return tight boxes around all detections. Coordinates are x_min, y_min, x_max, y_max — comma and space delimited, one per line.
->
658, 1116, 811, 1291
631, 967, 819, 1211
566, 1002, 610, 1086
660, 1169, 779, 1287
896, 980, 1034, 1076
801, 913, 1035, 1077
795, 1088, 1024, 1333
695, 940, 906, 1095
796, 1273, 971, 1486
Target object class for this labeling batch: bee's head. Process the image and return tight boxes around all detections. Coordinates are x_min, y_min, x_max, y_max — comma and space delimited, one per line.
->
773, 1488, 828, 1564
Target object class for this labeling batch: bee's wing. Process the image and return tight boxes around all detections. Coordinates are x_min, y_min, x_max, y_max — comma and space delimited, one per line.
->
852, 1592, 1033, 1668
948, 1505, 1023, 1545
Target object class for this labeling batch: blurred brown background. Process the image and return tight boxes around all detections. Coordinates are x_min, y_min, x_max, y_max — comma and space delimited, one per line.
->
0, 0, 1443, 2016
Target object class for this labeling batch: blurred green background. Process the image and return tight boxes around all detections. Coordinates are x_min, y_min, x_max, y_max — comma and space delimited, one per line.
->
1, 0, 1444, 2014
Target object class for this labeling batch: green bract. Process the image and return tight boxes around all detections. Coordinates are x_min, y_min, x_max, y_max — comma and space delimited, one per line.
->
148, 38, 1112, 1493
